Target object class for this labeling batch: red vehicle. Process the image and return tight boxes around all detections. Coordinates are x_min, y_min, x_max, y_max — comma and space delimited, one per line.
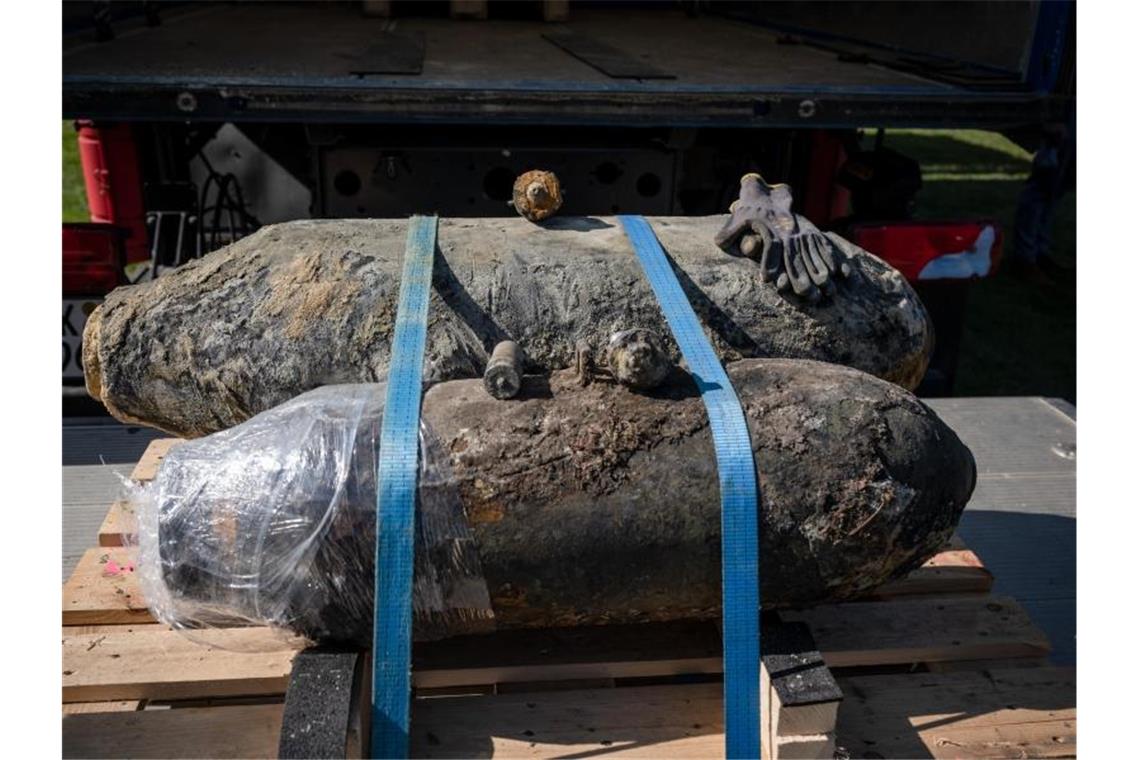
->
62, 223, 126, 413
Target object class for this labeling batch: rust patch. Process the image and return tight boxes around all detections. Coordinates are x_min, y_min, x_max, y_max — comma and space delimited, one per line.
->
492, 583, 529, 608
468, 500, 506, 524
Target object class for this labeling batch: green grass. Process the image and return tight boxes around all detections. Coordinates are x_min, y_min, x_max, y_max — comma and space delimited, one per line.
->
883, 129, 1075, 402
62, 120, 89, 222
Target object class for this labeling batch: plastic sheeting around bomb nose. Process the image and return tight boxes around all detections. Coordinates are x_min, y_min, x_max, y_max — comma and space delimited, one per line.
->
127, 383, 494, 652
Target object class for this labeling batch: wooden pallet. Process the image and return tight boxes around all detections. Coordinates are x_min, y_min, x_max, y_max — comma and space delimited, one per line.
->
63, 439, 1074, 759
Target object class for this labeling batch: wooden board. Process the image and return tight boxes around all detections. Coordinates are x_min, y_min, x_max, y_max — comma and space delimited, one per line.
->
130, 438, 180, 482
60, 668, 1075, 759
97, 501, 135, 547
63, 701, 141, 715
63, 704, 284, 759
62, 627, 297, 703
835, 667, 1076, 758
413, 620, 720, 690
783, 595, 1051, 668
63, 548, 152, 626
759, 620, 841, 755
414, 650, 722, 689
411, 681, 725, 758
409, 595, 1048, 690
65, 624, 166, 636
409, 667, 1076, 759
64, 592, 1045, 706
96, 438, 178, 547
873, 545, 993, 598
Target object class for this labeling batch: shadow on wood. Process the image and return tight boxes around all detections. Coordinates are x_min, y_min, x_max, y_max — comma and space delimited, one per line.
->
834, 666, 1076, 759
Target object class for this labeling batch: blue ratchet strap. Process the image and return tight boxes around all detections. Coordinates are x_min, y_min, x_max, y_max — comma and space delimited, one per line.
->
372, 215, 438, 759
619, 215, 761, 759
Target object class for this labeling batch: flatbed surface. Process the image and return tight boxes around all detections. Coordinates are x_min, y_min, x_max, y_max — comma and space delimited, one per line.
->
64, 5, 935, 89
62, 5, 1058, 127
925, 397, 1076, 666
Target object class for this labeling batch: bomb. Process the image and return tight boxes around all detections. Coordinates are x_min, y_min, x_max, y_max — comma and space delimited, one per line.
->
85, 216, 933, 438
136, 359, 974, 647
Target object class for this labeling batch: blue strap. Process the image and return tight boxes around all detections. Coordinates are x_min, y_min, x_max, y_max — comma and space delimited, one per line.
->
619, 215, 761, 759
372, 214, 438, 759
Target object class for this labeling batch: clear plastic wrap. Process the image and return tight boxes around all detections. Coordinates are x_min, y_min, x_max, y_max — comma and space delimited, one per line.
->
128, 383, 494, 651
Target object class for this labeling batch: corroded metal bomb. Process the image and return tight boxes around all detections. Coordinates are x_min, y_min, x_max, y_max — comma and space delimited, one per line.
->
137, 359, 975, 646
84, 216, 933, 438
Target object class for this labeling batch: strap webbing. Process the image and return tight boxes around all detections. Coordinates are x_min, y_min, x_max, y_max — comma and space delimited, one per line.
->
372, 214, 438, 759
619, 215, 761, 759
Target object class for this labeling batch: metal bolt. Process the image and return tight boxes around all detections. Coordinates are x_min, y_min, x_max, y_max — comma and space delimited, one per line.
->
797, 99, 817, 119
483, 340, 524, 399
176, 92, 198, 113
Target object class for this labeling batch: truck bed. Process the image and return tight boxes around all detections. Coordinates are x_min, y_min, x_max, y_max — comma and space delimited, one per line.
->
62, 3, 1061, 128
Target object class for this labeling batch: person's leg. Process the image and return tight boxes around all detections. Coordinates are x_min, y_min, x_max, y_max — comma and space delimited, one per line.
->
1038, 121, 1076, 275
1012, 170, 1050, 269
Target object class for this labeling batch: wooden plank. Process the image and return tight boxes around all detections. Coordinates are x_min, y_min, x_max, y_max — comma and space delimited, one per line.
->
130, 438, 180, 482
835, 667, 1076, 759
411, 682, 725, 758
63, 701, 141, 715
873, 546, 993, 598
97, 500, 135, 547
63, 704, 283, 759
413, 595, 1047, 690
416, 683, 497, 698
774, 733, 835, 760
61, 670, 1073, 759
783, 595, 1051, 668
838, 666, 1075, 720
63, 548, 152, 626
415, 654, 722, 690
494, 677, 615, 694
413, 620, 721, 689
760, 622, 840, 759
60, 669, 1073, 759
64, 624, 166, 636
99, 437, 179, 545
773, 697, 839, 741
63, 628, 297, 703
925, 655, 1051, 673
